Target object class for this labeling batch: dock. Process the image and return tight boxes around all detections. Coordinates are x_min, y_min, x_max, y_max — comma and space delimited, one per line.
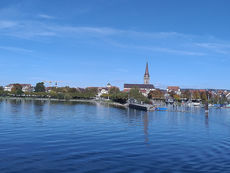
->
128, 103, 154, 111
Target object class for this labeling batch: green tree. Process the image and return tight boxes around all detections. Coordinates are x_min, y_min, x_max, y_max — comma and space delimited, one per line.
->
101, 93, 110, 99
173, 94, 180, 101
64, 93, 72, 100
129, 88, 150, 104
220, 95, 227, 104
211, 95, 219, 104
200, 92, 207, 103
110, 92, 128, 104
109, 87, 120, 95
35, 82, 46, 92
79, 87, 98, 99
11, 84, 23, 95
0, 86, 7, 96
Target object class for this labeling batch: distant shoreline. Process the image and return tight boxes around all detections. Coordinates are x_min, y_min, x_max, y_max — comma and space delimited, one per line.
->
0, 96, 128, 109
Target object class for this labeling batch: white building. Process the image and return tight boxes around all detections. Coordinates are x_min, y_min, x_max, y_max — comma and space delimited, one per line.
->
21, 84, 33, 92
226, 93, 230, 101
98, 88, 109, 97
124, 84, 155, 97
167, 86, 181, 95
4, 84, 33, 92
4, 84, 14, 92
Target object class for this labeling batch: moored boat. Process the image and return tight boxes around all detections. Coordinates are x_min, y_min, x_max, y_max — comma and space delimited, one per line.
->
155, 107, 168, 111
225, 104, 230, 108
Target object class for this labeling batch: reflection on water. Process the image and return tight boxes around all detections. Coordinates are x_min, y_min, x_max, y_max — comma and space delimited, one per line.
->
205, 114, 209, 128
33, 100, 45, 116
143, 113, 149, 143
0, 99, 230, 172
205, 110, 209, 128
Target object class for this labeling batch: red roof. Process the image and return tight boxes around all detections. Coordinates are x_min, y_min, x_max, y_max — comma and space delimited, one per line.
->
140, 89, 147, 93
6, 84, 31, 87
124, 84, 155, 89
167, 86, 180, 90
20, 84, 32, 87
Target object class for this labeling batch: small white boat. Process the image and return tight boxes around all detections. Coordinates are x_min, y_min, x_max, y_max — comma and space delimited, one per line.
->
188, 102, 201, 107
225, 104, 230, 108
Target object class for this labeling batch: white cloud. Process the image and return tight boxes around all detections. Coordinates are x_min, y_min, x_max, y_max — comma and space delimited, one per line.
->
0, 19, 188, 39
38, 14, 55, 19
195, 42, 230, 54
0, 46, 33, 53
0, 20, 17, 29
106, 41, 206, 56
141, 46, 206, 56
0, 19, 229, 56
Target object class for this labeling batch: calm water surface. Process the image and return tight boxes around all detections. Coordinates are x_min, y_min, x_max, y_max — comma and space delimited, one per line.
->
1, 99, 230, 173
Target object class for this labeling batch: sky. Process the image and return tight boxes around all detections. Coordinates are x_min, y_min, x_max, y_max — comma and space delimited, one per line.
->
0, 0, 230, 89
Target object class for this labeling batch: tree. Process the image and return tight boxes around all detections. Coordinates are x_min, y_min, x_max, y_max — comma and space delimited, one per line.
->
0, 86, 8, 96
101, 93, 110, 99
200, 92, 207, 103
173, 94, 180, 101
182, 90, 191, 100
110, 92, 128, 104
193, 90, 201, 100
0, 86, 4, 96
81, 87, 98, 99
109, 87, 120, 95
129, 88, 151, 104
35, 82, 45, 92
148, 90, 164, 99
11, 84, 23, 95
211, 94, 219, 104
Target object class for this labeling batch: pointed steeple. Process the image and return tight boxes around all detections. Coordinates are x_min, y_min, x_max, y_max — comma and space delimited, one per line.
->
145, 62, 149, 77
144, 62, 150, 84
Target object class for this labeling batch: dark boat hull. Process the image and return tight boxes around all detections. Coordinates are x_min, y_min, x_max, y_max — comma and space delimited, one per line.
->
129, 103, 148, 111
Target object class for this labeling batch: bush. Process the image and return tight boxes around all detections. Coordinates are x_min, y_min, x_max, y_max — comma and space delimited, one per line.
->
64, 93, 72, 100
110, 92, 128, 104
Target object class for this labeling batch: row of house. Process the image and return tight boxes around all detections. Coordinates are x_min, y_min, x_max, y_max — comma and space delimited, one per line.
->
165, 86, 230, 101
4, 84, 34, 92
4, 84, 87, 94
86, 83, 120, 97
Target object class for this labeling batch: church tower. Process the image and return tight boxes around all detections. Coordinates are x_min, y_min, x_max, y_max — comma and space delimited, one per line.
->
144, 62, 150, 84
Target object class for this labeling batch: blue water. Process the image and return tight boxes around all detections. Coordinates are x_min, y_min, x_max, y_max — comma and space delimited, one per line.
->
1, 99, 230, 173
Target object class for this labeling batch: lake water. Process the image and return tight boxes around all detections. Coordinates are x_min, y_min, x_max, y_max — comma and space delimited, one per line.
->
1, 99, 230, 173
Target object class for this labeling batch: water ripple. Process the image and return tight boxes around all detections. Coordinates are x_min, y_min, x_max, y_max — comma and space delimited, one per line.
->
1, 100, 230, 172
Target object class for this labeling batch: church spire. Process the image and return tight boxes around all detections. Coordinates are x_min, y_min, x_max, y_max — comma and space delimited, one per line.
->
145, 62, 149, 76
144, 62, 150, 84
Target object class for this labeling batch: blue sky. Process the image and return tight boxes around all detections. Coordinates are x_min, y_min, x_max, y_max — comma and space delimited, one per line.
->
0, 0, 230, 89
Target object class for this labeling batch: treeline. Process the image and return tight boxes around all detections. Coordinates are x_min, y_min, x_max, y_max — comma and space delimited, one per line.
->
4, 83, 226, 105
0, 83, 151, 104
0, 83, 101, 100
148, 89, 229, 104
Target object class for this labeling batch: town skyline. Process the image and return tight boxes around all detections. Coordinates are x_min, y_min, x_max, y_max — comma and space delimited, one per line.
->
1, 0, 230, 89
2, 61, 230, 91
